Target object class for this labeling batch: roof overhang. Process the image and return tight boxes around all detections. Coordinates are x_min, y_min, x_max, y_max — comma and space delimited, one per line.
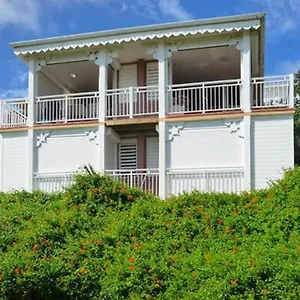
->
10, 13, 265, 57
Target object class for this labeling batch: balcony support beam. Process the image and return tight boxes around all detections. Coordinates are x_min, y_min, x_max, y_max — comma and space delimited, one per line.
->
91, 50, 118, 173
149, 42, 176, 199
240, 31, 252, 191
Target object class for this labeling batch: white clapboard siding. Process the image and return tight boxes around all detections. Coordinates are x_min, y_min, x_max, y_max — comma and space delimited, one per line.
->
119, 64, 137, 88
146, 136, 159, 169
119, 139, 137, 170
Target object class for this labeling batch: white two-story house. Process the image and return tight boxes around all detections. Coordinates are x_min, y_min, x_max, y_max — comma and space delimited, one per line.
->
0, 13, 294, 198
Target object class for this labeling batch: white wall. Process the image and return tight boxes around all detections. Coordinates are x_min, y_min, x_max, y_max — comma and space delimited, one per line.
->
166, 119, 244, 169
251, 115, 294, 189
2, 132, 28, 191
38, 72, 63, 96
105, 136, 117, 170
35, 127, 99, 173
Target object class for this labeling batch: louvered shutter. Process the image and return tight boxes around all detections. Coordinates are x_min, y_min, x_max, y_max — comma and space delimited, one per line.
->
146, 137, 159, 169
146, 62, 159, 86
119, 64, 137, 88
119, 139, 137, 170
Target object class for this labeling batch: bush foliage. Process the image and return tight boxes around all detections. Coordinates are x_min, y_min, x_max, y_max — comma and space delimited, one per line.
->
0, 168, 300, 299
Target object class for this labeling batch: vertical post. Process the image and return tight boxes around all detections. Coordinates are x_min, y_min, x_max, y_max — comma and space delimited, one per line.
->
153, 42, 171, 199
93, 50, 116, 173
28, 59, 39, 192
65, 95, 68, 123
0, 101, 3, 127
290, 74, 295, 108
240, 31, 252, 191
129, 86, 134, 118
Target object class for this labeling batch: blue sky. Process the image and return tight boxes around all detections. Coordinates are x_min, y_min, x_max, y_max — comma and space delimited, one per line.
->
0, 0, 299, 99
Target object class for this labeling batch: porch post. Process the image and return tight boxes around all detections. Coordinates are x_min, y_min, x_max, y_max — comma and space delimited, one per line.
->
149, 42, 174, 199
28, 59, 40, 191
240, 31, 252, 191
92, 50, 117, 173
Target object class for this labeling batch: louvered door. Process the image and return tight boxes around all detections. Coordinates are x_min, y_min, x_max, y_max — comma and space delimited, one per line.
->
119, 139, 137, 170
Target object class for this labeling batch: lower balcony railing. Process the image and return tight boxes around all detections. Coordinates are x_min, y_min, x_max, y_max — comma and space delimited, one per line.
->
33, 169, 159, 196
105, 169, 159, 196
33, 172, 75, 193
166, 167, 244, 196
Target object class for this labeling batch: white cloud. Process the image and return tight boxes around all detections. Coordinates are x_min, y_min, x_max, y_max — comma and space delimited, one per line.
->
0, 0, 192, 32
0, 88, 28, 99
158, 0, 192, 21
247, 0, 300, 36
276, 59, 300, 75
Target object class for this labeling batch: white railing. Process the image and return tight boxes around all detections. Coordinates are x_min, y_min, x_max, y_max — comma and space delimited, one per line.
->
252, 75, 293, 108
36, 92, 99, 123
0, 98, 28, 128
166, 167, 244, 196
33, 172, 75, 193
106, 169, 159, 196
167, 79, 242, 114
106, 86, 159, 119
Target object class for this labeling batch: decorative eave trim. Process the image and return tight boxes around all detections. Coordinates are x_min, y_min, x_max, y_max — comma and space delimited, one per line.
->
13, 20, 261, 56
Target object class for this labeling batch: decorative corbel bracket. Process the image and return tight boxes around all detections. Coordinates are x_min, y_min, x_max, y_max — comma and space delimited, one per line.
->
147, 42, 179, 61
224, 120, 244, 138
85, 130, 99, 145
228, 37, 244, 52
36, 132, 51, 148
36, 56, 51, 72
89, 49, 119, 66
167, 123, 185, 141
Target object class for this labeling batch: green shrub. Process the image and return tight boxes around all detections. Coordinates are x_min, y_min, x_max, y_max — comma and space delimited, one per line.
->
0, 169, 299, 299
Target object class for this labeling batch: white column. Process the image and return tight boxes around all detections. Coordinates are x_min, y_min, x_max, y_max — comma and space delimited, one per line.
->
240, 31, 252, 191
289, 74, 295, 108
151, 43, 172, 199
93, 51, 115, 173
28, 59, 39, 191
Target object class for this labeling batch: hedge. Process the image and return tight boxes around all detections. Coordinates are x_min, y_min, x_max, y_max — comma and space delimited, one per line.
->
0, 168, 299, 299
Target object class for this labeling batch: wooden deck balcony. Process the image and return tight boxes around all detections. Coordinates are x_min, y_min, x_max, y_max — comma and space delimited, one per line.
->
0, 75, 294, 128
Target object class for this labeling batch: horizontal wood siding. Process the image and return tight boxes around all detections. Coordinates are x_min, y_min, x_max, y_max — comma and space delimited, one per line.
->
251, 115, 294, 189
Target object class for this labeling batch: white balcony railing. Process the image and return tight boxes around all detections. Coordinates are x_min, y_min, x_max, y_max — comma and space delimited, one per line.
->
0, 98, 28, 128
36, 92, 99, 124
34, 172, 75, 193
252, 75, 293, 108
105, 169, 159, 196
167, 79, 242, 114
166, 167, 244, 196
106, 86, 159, 119
33, 169, 159, 195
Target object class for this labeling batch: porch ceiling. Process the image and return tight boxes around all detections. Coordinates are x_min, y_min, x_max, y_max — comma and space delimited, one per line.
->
172, 46, 240, 83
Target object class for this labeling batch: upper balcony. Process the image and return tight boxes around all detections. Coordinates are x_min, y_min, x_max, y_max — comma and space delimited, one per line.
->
1, 13, 294, 129
0, 75, 293, 128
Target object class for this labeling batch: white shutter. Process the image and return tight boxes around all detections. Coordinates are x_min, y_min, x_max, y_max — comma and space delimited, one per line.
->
146, 62, 159, 86
146, 137, 159, 169
119, 64, 137, 88
119, 139, 137, 170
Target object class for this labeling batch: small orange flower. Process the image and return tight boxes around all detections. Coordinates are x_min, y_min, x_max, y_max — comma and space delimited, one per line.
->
218, 218, 224, 225
120, 188, 126, 194
0, 275, 3, 281
129, 265, 135, 272
129, 256, 135, 263
230, 280, 237, 285
204, 254, 211, 262
232, 210, 237, 215
133, 243, 139, 250
79, 268, 85, 275
14, 268, 20, 275
128, 195, 134, 200
32, 244, 39, 250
